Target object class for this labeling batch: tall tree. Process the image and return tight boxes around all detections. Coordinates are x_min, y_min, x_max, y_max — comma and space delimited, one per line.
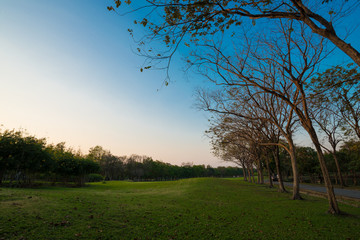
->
311, 64, 360, 139
109, 0, 360, 67
109, 0, 350, 214
311, 102, 346, 187
195, 20, 340, 213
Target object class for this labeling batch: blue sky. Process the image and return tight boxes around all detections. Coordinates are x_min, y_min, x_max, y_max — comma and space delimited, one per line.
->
1, 1, 360, 166
0, 0, 222, 166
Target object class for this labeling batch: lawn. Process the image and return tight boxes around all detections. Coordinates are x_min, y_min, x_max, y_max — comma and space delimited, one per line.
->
0, 178, 359, 240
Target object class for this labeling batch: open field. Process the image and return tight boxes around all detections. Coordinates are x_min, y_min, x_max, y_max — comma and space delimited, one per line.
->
1, 178, 360, 240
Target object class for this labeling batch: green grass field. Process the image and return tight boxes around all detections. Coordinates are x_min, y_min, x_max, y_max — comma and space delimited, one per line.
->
1, 178, 359, 240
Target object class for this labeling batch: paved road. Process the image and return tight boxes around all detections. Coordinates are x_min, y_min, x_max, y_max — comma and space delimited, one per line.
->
274, 181, 360, 199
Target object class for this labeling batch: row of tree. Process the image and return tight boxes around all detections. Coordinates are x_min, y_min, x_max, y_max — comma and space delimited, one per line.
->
196, 31, 360, 214
0, 129, 243, 187
109, 0, 360, 214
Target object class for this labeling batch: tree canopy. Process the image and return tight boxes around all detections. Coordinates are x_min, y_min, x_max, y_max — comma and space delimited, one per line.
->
109, 0, 360, 68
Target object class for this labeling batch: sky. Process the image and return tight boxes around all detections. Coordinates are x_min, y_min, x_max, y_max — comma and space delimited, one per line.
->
1, 1, 360, 167
0, 0, 228, 167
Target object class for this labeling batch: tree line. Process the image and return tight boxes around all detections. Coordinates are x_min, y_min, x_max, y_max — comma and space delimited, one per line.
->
0, 128, 243, 187
88, 145, 243, 181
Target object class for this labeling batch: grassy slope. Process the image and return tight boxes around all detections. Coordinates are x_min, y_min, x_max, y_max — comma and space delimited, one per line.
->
0, 178, 359, 240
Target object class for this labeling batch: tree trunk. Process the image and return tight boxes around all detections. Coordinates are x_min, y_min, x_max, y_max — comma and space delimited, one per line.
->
256, 158, 264, 184
251, 167, 255, 183
0, 171, 3, 185
334, 172, 338, 185
331, 148, 345, 187
241, 160, 248, 181
288, 140, 302, 200
307, 126, 340, 214
353, 170, 357, 186
273, 147, 287, 193
265, 156, 273, 188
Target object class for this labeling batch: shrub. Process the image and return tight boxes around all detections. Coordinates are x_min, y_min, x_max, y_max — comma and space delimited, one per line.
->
87, 173, 104, 182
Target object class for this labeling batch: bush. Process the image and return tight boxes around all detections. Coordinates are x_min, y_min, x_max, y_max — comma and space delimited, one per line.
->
87, 173, 104, 182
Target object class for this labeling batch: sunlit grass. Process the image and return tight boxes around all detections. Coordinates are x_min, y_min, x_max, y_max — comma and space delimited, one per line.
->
1, 178, 359, 239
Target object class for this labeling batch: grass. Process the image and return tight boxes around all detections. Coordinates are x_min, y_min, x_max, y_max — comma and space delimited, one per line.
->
0, 178, 360, 240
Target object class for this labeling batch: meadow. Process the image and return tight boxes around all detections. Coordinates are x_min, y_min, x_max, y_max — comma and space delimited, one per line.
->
1, 178, 359, 240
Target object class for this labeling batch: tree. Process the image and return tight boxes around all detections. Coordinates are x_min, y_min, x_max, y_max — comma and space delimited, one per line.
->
339, 140, 360, 185
0, 129, 52, 186
311, 102, 346, 187
193, 19, 340, 213
109, 0, 360, 68
204, 113, 255, 182
296, 146, 320, 183
49, 143, 100, 186
199, 86, 304, 196
311, 64, 360, 139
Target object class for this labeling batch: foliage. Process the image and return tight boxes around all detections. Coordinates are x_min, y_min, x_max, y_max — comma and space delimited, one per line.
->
0, 127, 243, 187
87, 173, 104, 182
0, 129, 53, 186
296, 147, 321, 182
311, 64, 360, 139
339, 140, 360, 175
0, 129, 99, 187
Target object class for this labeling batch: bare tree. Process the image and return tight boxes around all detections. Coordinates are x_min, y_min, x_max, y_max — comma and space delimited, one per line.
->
206, 113, 268, 184
110, 0, 350, 214
194, 20, 340, 213
199, 86, 304, 197
311, 64, 360, 139
109, 0, 360, 68
312, 102, 346, 187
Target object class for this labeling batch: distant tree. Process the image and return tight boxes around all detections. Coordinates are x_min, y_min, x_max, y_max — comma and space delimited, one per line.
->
49, 143, 99, 186
76, 159, 100, 186
0, 129, 52, 186
296, 147, 320, 184
88, 146, 125, 180
88, 145, 108, 162
339, 140, 360, 185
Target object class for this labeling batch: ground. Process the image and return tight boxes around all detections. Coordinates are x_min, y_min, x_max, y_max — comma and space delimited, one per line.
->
0, 178, 360, 240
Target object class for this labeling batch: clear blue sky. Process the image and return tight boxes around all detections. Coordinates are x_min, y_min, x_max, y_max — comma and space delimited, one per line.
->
1, 1, 359, 166
0, 0, 223, 166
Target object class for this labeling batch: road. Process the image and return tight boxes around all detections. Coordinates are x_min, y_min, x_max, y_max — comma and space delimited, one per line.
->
274, 181, 360, 199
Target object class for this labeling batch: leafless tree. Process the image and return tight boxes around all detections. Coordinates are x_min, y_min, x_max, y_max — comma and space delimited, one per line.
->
110, 0, 360, 69
194, 20, 340, 213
